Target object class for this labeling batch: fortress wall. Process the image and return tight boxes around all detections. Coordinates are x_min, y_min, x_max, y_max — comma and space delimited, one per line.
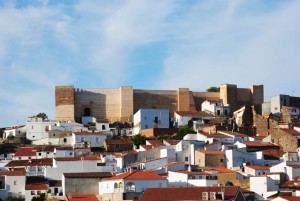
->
120, 86, 134, 122
177, 88, 190, 111
250, 85, 264, 105
74, 88, 121, 122
133, 89, 177, 115
55, 86, 75, 121
237, 88, 252, 102
192, 92, 220, 111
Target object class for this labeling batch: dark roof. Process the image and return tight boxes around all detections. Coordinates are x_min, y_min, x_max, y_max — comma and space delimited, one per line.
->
175, 111, 213, 117
49, 180, 62, 187
105, 138, 133, 145
63, 172, 113, 178
5, 158, 53, 167
140, 186, 241, 201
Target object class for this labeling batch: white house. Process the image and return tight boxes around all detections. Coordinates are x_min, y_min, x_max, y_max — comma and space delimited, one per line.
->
13, 147, 37, 160
26, 117, 57, 142
25, 182, 48, 201
133, 109, 169, 135
168, 170, 218, 187
244, 165, 270, 176
99, 171, 168, 201
174, 111, 214, 128
270, 161, 300, 180
250, 175, 279, 200
44, 156, 114, 180
201, 100, 230, 116
0, 170, 26, 200
71, 131, 109, 148
48, 121, 87, 132
54, 147, 74, 158
3, 125, 26, 138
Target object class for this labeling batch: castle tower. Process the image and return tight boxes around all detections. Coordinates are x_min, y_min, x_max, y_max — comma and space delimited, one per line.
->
120, 86, 134, 122
55, 86, 75, 121
220, 84, 238, 113
177, 88, 190, 111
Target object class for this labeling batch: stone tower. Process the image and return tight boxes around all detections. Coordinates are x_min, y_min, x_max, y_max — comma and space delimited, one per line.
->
55, 86, 75, 121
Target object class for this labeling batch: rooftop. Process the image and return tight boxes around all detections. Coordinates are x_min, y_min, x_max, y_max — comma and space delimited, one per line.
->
105, 171, 166, 181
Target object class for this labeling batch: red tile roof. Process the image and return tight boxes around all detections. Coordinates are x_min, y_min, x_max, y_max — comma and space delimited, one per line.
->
0, 170, 26, 176
105, 138, 133, 145
140, 186, 241, 201
280, 129, 300, 136
163, 161, 185, 168
196, 150, 225, 155
14, 147, 36, 157
175, 111, 213, 117
209, 167, 237, 173
146, 140, 164, 147
65, 194, 100, 201
242, 141, 278, 147
163, 140, 180, 145
140, 145, 154, 150
105, 171, 166, 181
63, 172, 113, 178
173, 170, 211, 175
25, 183, 48, 190
54, 156, 100, 161
246, 165, 270, 170
5, 158, 52, 167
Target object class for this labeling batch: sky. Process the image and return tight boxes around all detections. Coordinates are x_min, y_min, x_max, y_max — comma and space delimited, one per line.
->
1, 0, 300, 127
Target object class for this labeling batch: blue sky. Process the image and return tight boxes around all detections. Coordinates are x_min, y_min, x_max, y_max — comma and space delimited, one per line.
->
1, 0, 300, 127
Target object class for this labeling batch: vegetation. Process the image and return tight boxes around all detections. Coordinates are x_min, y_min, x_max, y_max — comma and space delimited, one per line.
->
206, 86, 220, 92
31, 193, 46, 201
175, 126, 196, 140
131, 134, 146, 145
36, 112, 48, 120
6, 135, 15, 141
4, 195, 25, 201
0, 129, 3, 138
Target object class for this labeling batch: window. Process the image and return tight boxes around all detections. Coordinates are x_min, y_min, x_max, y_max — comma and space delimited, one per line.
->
126, 182, 136, 192
14, 181, 17, 185
220, 159, 224, 162
19, 157, 21, 160
217, 110, 220, 115
119, 182, 123, 188
32, 126, 34, 129
31, 191, 35, 195
39, 153, 42, 156
102, 125, 106, 130
145, 125, 148, 129
37, 191, 41, 195
47, 152, 49, 154
69, 152, 73, 156
64, 138, 67, 143
53, 134, 56, 137
33, 136, 35, 138
185, 157, 188, 162
154, 117, 158, 123
114, 182, 118, 188
29, 157, 31, 159
224, 110, 228, 116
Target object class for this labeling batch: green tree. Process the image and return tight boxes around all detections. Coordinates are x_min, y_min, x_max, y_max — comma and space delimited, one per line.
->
4, 195, 25, 201
36, 113, 48, 120
131, 134, 146, 145
6, 135, 15, 141
175, 126, 196, 140
206, 86, 220, 92
31, 193, 46, 201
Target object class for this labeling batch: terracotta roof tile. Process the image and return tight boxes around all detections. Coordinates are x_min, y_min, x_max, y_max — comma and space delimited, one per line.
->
246, 165, 270, 170
54, 156, 100, 161
140, 145, 154, 150
163, 140, 180, 145
209, 167, 237, 173
105, 171, 165, 181
63, 172, 113, 178
65, 194, 100, 201
14, 147, 36, 157
73, 131, 105, 135
242, 141, 278, 147
140, 186, 241, 201
105, 138, 133, 145
280, 128, 300, 136
0, 170, 26, 176
146, 140, 164, 148
25, 183, 48, 190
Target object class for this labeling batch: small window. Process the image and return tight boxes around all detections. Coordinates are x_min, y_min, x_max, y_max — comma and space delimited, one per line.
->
37, 191, 41, 195
31, 191, 35, 195
33, 136, 35, 138
102, 125, 106, 130
19, 157, 21, 160
39, 153, 42, 156
29, 157, 31, 159
64, 138, 67, 143
47, 152, 49, 154
145, 125, 148, 129
14, 181, 17, 185
69, 152, 72, 156
53, 134, 56, 137
32, 126, 34, 129
220, 159, 223, 162
185, 157, 188, 162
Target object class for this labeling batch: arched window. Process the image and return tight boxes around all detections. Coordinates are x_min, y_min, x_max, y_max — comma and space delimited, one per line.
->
84, 108, 91, 116
114, 182, 118, 188
119, 182, 123, 189
126, 182, 136, 192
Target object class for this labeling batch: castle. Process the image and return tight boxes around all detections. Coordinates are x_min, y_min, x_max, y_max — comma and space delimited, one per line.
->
55, 84, 264, 123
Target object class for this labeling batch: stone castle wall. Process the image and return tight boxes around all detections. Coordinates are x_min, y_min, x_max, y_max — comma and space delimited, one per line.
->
55, 84, 264, 123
